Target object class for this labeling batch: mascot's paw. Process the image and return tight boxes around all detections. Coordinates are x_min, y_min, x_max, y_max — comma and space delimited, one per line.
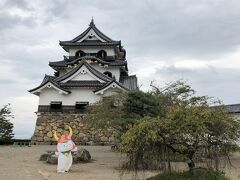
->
64, 169, 71, 173
57, 170, 65, 173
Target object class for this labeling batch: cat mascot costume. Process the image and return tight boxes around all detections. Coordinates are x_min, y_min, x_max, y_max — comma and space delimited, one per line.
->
54, 126, 77, 173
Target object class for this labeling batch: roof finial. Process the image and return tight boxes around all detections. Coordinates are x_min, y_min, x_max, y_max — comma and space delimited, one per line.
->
90, 17, 95, 26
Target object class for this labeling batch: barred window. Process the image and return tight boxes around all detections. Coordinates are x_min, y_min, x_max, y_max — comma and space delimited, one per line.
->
50, 101, 62, 112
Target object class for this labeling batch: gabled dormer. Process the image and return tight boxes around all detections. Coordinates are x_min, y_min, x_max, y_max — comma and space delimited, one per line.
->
75, 21, 110, 43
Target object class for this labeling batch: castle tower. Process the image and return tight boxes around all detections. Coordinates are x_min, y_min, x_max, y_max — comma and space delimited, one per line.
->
29, 20, 137, 145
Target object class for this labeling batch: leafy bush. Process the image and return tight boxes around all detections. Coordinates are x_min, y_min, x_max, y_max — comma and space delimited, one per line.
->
148, 169, 229, 180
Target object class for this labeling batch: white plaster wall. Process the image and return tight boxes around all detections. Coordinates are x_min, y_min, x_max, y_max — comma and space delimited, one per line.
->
91, 64, 120, 81
69, 47, 115, 56
71, 71, 94, 81
39, 88, 101, 105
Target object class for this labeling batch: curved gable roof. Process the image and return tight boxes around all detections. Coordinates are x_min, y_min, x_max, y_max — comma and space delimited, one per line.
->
54, 61, 113, 83
28, 75, 70, 95
94, 80, 129, 94
72, 20, 113, 42
60, 20, 117, 45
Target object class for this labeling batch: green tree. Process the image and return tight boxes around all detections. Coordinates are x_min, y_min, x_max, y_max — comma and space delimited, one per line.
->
123, 90, 160, 118
0, 104, 14, 144
86, 80, 240, 172
120, 83, 240, 171
86, 93, 126, 131
86, 89, 165, 137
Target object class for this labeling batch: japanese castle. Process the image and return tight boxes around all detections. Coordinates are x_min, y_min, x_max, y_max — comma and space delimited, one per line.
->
29, 20, 137, 113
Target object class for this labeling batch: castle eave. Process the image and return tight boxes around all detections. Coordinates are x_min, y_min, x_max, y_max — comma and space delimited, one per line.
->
60, 80, 105, 88
49, 56, 127, 70
29, 75, 70, 96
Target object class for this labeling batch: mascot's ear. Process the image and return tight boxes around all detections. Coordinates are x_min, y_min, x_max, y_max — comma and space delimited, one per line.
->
54, 131, 59, 141
68, 126, 73, 137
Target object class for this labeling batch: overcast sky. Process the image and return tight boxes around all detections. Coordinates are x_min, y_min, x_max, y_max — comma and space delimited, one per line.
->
1, 0, 240, 138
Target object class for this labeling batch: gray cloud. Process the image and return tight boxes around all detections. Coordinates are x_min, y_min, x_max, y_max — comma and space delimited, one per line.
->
4, 0, 30, 10
0, 12, 36, 31
151, 65, 240, 103
87, 0, 240, 59
0, 0, 36, 32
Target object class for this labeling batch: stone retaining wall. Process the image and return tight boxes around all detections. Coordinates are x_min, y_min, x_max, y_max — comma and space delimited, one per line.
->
31, 113, 118, 145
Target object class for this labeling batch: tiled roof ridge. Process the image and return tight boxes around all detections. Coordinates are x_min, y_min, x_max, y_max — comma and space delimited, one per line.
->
49, 56, 127, 68
67, 56, 121, 65
59, 41, 120, 46
59, 80, 105, 88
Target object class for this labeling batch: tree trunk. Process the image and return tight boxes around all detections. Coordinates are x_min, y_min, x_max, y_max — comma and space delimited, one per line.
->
214, 146, 219, 171
161, 144, 166, 171
166, 147, 171, 172
187, 158, 195, 170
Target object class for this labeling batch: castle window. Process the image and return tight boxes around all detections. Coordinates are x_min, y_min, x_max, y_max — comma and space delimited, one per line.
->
54, 71, 59, 77
75, 50, 85, 58
75, 102, 89, 113
50, 101, 62, 112
103, 71, 112, 78
97, 50, 107, 59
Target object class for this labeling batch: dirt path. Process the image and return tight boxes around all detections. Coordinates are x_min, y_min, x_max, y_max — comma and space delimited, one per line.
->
0, 145, 157, 180
1, 145, 240, 179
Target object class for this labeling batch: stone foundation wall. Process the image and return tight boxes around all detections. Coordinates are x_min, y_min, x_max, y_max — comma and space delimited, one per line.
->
31, 113, 118, 145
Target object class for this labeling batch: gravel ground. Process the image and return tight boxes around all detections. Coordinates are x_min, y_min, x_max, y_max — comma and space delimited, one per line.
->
0, 145, 158, 180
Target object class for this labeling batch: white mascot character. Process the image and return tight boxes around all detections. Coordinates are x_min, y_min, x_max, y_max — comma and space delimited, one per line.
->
54, 126, 77, 173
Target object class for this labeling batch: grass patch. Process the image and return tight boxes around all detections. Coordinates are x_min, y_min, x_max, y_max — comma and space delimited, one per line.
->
148, 169, 229, 180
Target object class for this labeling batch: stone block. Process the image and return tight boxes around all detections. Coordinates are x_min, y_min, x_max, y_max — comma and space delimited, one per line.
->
100, 136, 108, 142
44, 136, 50, 141
78, 133, 85, 138
31, 114, 118, 145
46, 131, 53, 138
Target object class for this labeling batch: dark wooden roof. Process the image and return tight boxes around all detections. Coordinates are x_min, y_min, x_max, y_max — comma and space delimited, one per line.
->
29, 73, 135, 96
223, 104, 240, 113
66, 56, 126, 66
49, 60, 66, 71
49, 56, 127, 70
59, 20, 120, 51
28, 75, 70, 94
211, 104, 240, 114
59, 41, 120, 46
60, 80, 104, 88
72, 19, 115, 42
